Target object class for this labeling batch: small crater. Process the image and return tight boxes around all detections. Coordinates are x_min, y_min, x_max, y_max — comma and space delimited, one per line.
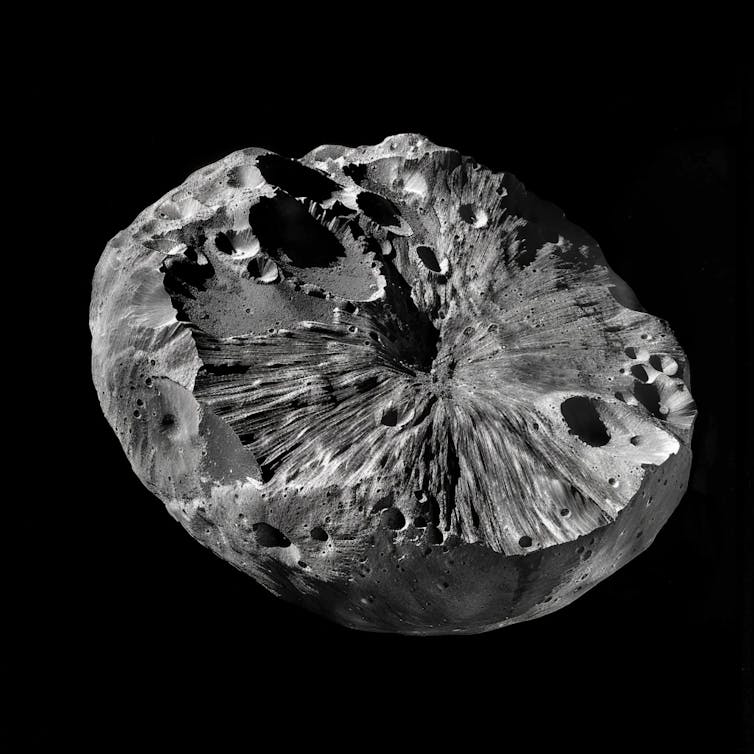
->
560, 396, 611, 446
630, 364, 650, 382
252, 523, 291, 548
356, 191, 402, 227
648, 354, 663, 371
383, 508, 406, 530
425, 525, 443, 544
214, 232, 235, 255
380, 407, 398, 426
310, 526, 329, 542
371, 498, 393, 514
459, 203, 488, 227
459, 204, 476, 224
519, 535, 533, 548
415, 245, 442, 272
247, 256, 280, 284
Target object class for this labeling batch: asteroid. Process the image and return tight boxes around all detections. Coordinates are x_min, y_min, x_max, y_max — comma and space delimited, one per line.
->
90, 133, 697, 634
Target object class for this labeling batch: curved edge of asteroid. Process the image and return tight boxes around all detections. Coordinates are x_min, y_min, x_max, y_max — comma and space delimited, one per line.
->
90, 133, 697, 634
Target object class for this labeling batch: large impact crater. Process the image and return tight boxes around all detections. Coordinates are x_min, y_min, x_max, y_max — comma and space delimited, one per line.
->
90, 134, 697, 634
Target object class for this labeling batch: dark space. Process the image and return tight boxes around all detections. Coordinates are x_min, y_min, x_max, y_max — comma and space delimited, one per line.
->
20, 47, 750, 750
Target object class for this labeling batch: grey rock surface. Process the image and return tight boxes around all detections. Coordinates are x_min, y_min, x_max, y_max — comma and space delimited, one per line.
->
90, 134, 697, 634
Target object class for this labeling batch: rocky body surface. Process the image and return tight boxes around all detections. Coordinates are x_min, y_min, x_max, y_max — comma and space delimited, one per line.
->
90, 134, 697, 634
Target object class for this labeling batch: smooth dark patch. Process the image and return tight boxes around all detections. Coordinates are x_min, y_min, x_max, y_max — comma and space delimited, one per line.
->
608, 281, 644, 311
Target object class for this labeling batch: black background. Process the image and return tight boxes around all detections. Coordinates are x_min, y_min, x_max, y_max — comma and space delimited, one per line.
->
23, 37, 750, 749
